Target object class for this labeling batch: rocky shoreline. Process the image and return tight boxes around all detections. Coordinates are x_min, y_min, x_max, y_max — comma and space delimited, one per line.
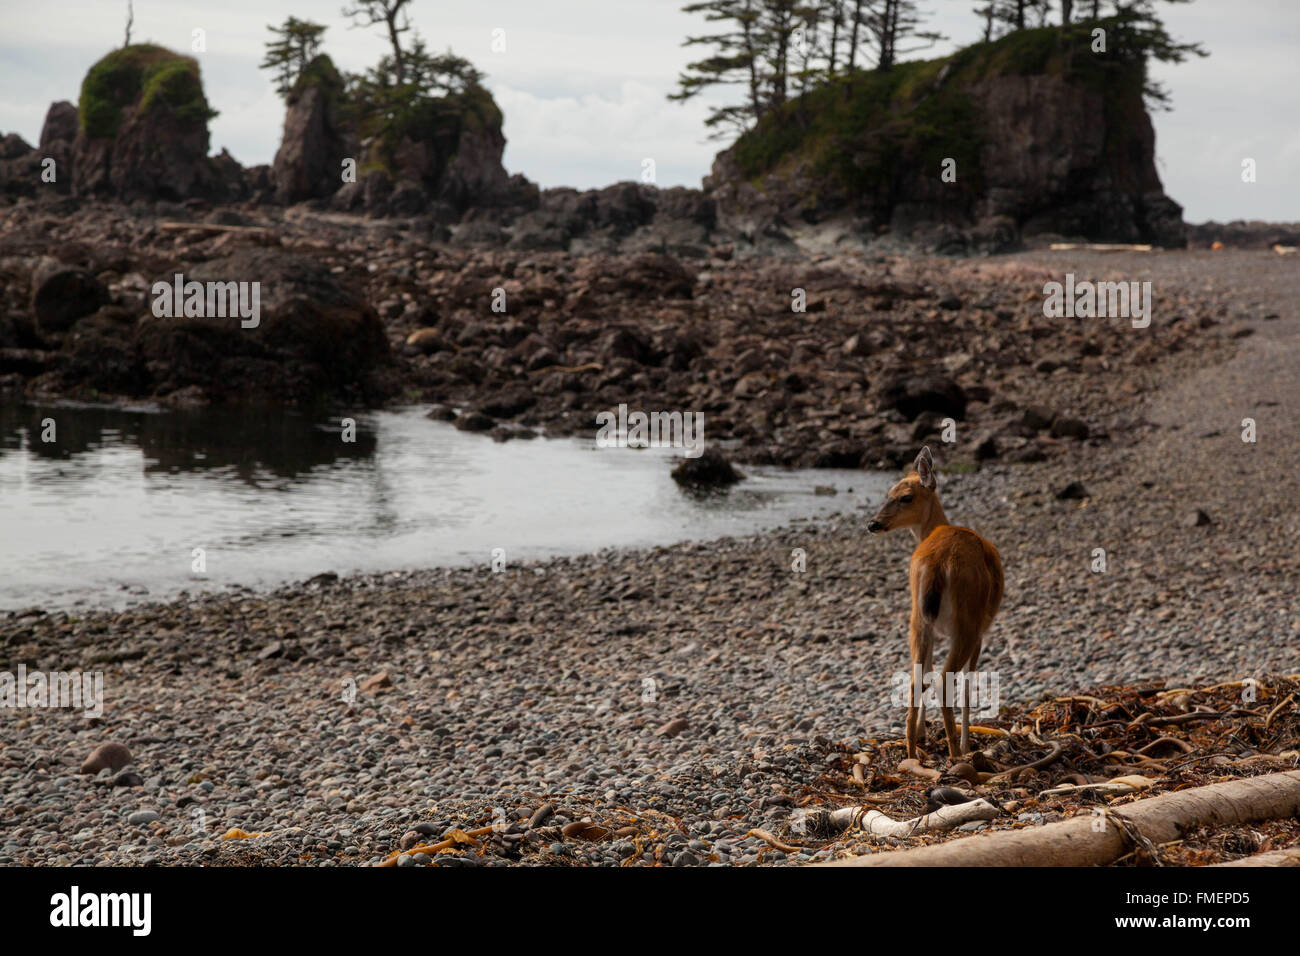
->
2, 247, 1296, 867
1, 202, 1258, 470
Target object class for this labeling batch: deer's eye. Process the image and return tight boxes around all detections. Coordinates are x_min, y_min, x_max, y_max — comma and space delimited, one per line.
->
899, 494, 914, 504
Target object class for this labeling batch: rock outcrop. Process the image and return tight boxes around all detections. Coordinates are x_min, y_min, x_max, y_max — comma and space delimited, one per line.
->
272, 55, 351, 204
38, 101, 78, 193
0, 100, 83, 199
0, 133, 41, 200
71, 45, 219, 201
273, 78, 517, 217
706, 24, 1187, 251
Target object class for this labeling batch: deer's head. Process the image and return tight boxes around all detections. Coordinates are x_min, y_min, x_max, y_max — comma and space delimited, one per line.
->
867, 446, 939, 535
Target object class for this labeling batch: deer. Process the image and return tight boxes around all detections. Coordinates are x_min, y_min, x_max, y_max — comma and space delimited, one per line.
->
867, 446, 1003, 763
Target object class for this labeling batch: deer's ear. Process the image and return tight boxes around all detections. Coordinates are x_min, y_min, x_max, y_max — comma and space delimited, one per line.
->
915, 446, 937, 489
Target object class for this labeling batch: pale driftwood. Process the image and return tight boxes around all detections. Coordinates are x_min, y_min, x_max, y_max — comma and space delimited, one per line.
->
157, 221, 271, 235
898, 758, 940, 783
1212, 847, 1300, 867
814, 771, 1300, 867
1038, 773, 1157, 798
806, 798, 999, 839
1048, 242, 1153, 252
530, 362, 603, 375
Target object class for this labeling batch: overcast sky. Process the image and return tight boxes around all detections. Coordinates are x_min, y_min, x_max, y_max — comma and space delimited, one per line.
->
1, 0, 1296, 222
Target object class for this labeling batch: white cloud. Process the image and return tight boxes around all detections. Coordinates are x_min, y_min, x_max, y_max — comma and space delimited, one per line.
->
492, 79, 718, 189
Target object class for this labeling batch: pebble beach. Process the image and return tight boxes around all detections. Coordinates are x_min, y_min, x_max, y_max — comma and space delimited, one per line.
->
2, 248, 1297, 867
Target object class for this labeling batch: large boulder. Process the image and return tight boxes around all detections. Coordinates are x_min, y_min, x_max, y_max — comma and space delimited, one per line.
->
875, 371, 967, 421
30, 259, 109, 336
72, 45, 218, 201
134, 249, 391, 403
272, 55, 351, 204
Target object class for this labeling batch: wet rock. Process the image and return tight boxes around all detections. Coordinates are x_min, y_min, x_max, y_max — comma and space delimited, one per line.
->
671, 449, 742, 487
30, 263, 109, 336
454, 410, 495, 432
1054, 481, 1088, 500
477, 387, 536, 419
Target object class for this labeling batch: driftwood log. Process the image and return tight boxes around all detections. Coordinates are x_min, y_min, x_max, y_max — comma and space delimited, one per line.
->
814, 771, 1300, 867
805, 798, 1000, 839
1212, 847, 1300, 867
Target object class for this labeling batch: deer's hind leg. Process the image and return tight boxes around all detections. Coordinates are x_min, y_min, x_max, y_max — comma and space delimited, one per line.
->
960, 640, 983, 757
939, 637, 967, 761
906, 605, 934, 760
943, 623, 986, 759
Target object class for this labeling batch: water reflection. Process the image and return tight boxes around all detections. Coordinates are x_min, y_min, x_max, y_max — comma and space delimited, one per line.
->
0, 401, 376, 479
0, 401, 888, 611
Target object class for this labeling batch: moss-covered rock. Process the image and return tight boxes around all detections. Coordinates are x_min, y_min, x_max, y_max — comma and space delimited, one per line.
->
290, 53, 345, 104
269, 53, 511, 214
710, 22, 1184, 249
79, 45, 216, 140
357, 83, 509, 213
73, 45, 220, 201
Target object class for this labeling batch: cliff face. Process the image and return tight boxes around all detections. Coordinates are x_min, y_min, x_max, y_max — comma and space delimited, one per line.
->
706, 26, 1186, 250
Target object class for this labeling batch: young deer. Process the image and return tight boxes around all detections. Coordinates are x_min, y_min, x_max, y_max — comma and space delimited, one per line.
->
867, 447, 1003, 762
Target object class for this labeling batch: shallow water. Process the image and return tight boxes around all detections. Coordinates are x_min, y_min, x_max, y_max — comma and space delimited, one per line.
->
0, 402, 891, 611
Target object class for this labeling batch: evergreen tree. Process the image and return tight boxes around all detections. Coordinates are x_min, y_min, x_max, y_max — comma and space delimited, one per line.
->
260, 17, 328, 97
862, 0, 945, 72
669, 0, 765, 135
